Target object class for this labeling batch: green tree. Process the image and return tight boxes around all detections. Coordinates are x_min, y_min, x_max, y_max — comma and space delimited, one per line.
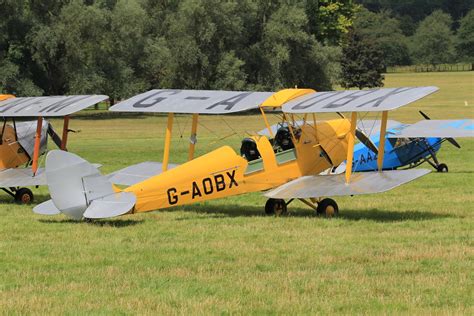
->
306, 0, 356, 45
354, 8, 410, 66
254, 5, 341, 91
356, 0, 473, 25
456, 10, 474, 62
410, 10, 456, 65
211, 51, 247, 90
0, 0, 43, 95
340, 29, 384, 89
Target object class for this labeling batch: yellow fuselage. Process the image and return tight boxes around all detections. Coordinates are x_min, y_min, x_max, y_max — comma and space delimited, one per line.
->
125, 119, 351, 213
0, 125, 30, 170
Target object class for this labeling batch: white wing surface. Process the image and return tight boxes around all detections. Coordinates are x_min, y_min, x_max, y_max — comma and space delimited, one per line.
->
282, 87, 438, 113
265, 169, 430, 199
387, 119, 474, 138
110, 89, 273, 114
0, 95, 108, 117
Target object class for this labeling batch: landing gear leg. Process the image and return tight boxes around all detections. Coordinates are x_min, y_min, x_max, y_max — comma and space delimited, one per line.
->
265, 198, 287, 216
424, 142, 448, 172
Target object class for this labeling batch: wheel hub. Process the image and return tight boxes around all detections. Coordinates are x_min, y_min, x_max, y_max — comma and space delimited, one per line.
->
21, 194, 31, 204
325, 205, 335, 217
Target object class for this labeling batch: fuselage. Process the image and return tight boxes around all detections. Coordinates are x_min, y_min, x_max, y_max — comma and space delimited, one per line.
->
125, 118, 352, 213
352, 124, 442, 171
0, 121, 49, 171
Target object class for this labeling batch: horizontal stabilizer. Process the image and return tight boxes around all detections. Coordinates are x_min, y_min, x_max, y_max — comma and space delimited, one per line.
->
388, 119, 474, 138
83, 192, 136, 219
33, 199, 61, 215
106, 161, 179, 186
265, 169, 430, 199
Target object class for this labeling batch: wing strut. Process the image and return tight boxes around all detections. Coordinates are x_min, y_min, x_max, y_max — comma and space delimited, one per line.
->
259, 107, 274, 138
162, 113, 174, 171
345, 112, 357, 184
188, 113, 199, 161
32, 116, 43, 175
377, 111, 388, 171
61, 115, 70, 150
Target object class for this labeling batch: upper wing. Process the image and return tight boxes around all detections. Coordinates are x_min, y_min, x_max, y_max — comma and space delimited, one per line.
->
265, 169, 430, 199
0, 95, 108, 117
110, 89, 273, 114
282, 87, 438, 113
387, 119, 474, 138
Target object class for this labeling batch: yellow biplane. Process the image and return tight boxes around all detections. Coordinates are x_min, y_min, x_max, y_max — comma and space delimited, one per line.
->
34, 87, 442, 220
0, 94, 107, 202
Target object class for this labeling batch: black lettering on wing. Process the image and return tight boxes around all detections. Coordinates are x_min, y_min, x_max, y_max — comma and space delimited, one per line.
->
291, 92, 332, 110
133, 90, 181, 108
205, 92, 252, 111
39, 95, 90, 113
0, 98, 34, 114
356, 87, 413, 108
322, 90, 374, 109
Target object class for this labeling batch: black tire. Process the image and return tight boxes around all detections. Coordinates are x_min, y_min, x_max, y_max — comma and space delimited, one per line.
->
15, 188, 34, 204
317, 198, 338, 218
437, 163, 448, 173
265, 198, 287, 216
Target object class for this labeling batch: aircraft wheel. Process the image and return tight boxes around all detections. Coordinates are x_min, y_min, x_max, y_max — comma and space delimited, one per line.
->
15, 188, 34, 204
317, 198, 338, 218
265, 198, 287, 216
437, 163, 448, 173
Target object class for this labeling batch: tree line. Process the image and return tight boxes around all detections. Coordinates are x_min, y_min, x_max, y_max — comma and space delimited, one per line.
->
353, 5, 474, 68
0, 0, 473, 101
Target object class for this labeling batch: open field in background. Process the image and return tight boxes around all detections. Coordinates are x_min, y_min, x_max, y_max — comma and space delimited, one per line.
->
0, 72, 473, 313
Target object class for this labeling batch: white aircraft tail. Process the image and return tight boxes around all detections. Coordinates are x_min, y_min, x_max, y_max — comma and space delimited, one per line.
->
34, 150, 135, 220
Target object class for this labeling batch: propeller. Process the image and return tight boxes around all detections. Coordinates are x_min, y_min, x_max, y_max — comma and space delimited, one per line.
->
337, 112, 379, 155
355, 129, 379, 155
419, 111, 461, 149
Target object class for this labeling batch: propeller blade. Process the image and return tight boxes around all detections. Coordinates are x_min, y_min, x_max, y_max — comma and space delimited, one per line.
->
47, 124, 62, 148
315, 144, 334, 166
419, 111, 431, 120
355, 128, 379, 155
447, 137, 461, 149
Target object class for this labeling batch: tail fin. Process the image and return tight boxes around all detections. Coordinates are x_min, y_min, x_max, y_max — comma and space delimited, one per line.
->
43, 150, 135, 220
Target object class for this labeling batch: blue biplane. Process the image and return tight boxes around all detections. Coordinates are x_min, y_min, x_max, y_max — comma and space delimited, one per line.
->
259, 112, 473, 174
350, 112, 473, 172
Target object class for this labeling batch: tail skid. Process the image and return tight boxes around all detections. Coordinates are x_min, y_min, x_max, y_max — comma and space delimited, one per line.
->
34, 150, 135, 220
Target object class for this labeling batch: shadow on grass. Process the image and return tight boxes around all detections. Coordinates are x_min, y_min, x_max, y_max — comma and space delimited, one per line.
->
38, 218, 144, 227
337, 209, 454, 222
170, 203, 454, 223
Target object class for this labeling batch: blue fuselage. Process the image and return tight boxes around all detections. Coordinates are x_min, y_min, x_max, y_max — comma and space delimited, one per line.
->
352, 124, 442, 171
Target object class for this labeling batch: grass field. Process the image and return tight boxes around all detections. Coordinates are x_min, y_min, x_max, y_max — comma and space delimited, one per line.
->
1, 72, 473, 314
